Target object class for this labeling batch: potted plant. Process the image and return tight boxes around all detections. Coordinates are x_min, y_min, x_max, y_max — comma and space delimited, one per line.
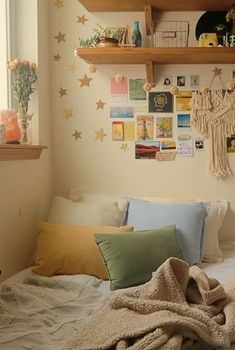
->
79, 24, 125, 48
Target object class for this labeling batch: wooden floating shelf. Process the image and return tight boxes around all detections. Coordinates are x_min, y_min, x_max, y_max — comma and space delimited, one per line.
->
0, 144, 47, 161
79, 0, 235, 11
76, 47, 235, 65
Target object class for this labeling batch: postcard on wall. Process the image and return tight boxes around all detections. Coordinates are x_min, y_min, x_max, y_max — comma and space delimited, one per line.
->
227, 135, 235, 153
177, 75, 186, 87
177, 133, 193, 157
135, 141, 160, 159
149, 92, 174, 113
112, 121, 124, 141
177, 114, 191, 128
156, 117, 173, 138
124, 121, 135, 141
136, 115, 154, 140
195, 138, 204, 151
176, 91, 192, 111
162, 76, 172, 87
129, 79, 146, 101
190, 75, 200, 87
160, 140, 176, 151
156, 152, 176, 161
110, 105, 134, 118
110, 77, 128, 101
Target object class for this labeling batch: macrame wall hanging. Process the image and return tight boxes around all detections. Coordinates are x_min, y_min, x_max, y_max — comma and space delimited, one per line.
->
191, 67, 235, 178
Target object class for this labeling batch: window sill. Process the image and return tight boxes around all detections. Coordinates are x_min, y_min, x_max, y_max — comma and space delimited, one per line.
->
0, 144, 47, 161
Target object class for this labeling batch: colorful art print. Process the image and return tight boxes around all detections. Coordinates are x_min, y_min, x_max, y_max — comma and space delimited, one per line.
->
177, 75, 185, 87
156, 117, 173, 138
156, 152, 176, 161
149, 92, 173, 113
123, 121, 135, 141
111, 77, 128, 95
161, 140, 176, 150
177, 133, 193, 157
195, 138, 204, 150
136, 115, 154, 141
176, 91, 192, 111
163, 76, 172, 86
112, 121, 124, 141
177, 114, 191, 128
135, 141, 160, 159
129, 79, 146, 101
110, 106, 134, 118
227, 135, 235, 153
190, 75, 200, 87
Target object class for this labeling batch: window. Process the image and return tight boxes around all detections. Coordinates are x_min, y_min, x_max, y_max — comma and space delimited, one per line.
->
0, 0, 10, 109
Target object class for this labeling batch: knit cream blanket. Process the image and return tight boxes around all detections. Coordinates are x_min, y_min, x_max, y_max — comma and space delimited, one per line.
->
64, 257, 235, 350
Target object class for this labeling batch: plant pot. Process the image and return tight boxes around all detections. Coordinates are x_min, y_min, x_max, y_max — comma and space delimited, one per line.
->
95, 37, 119, 48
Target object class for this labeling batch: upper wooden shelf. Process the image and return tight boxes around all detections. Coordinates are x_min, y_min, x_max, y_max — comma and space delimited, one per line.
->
75, 47, 235, 65
0, 144, 47, 161
79, 0, 235, 11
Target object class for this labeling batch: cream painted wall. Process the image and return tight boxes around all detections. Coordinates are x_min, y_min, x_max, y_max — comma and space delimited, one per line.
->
0, 0, 52, 282
51, 2, 235, 240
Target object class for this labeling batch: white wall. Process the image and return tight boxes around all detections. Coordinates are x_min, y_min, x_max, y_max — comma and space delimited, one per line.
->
50, 3, 235, 241
0, 0, 52, 282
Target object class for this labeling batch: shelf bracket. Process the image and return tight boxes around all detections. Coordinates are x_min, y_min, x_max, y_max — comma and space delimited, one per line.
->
144, 5, 154, 38
146, 61, 156, 87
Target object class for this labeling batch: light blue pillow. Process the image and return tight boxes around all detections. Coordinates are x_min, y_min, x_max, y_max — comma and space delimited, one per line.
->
125, 198, 206, 265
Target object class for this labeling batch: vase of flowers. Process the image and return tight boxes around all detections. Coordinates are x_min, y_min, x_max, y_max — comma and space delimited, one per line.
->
7, 58, 37, 144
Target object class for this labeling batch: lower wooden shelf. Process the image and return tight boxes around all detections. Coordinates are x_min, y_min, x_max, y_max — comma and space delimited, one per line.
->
0, 144, 47, 161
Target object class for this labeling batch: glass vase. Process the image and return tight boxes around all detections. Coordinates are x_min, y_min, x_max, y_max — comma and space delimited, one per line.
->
18, 114, 32, 144
132, 21, 142, 47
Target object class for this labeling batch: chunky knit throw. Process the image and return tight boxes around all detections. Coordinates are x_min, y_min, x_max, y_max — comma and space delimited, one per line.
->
64, 257, 235, 350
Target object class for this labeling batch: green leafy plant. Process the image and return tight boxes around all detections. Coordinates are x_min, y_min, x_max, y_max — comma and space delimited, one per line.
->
79, 24, 125, 48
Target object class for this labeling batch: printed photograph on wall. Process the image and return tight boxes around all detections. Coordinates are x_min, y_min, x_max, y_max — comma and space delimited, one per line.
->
160, 140, 176, 151
135, 141, 160, 159
112, 121, 124, 141
190, 75, 200, 87
227, 135, 235, 153
129, 79, 146, 101
156, 117, 173, 138
149, 92, 173, 113
163, 76, 172, 87
177, 114, 191, 128
136, 115, 154, 140
195, 138, 204, 151
110, 77, 128, 101
177, 75, 185, 87
110, 106, 134, 118
177, 133, 193, 157
123, 121, 135, 141
176, 91, 192, 111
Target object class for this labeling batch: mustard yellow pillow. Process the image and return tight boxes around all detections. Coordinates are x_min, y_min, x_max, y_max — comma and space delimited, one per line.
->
33, 222, 133, 279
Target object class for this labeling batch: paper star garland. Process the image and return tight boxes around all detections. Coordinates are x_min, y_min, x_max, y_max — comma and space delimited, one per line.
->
212, 66, 222, 76
120, 143, 129, 151
54, 31, 66, 44
72, 130, 82, 140
54, 0, 64, 9
53, 54, 62, 61
78, 74, 92, 87
96, 99, 105, 110
59, 87, 67, 97
68, 64, 77, 73
77, 15, 88, 25
63, 108, 73, 119
95, 128, 107, 142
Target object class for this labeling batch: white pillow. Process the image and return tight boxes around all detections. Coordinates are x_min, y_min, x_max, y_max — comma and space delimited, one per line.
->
48, 196, 128, 226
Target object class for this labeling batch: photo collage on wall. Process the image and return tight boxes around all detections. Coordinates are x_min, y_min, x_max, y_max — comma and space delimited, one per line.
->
110, 75, 204, 160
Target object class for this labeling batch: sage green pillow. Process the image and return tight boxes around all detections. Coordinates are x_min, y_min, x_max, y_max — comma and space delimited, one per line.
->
95, 225, 184, 291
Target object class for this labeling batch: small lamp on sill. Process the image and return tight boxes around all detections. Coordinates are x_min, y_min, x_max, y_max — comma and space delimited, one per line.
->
0, 109, 21, 144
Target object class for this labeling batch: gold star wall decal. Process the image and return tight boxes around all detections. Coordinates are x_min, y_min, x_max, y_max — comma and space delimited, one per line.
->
53, 54, 62, 61
63, 108, 73, 119
77, 15, 88, 25
54, 31, 66, 44
96, 99, 105, 110
59, 87, 67, 97
78, 74, 92, 87
72, 130, 82, 140
54, 0, 64, 9
68, 63, 77, 73
95, 128, 107, 142
212, 66, 222, 76
120, 143, 129, 151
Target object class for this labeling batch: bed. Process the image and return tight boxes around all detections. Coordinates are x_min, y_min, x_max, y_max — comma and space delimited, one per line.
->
0, 193, 234, 349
